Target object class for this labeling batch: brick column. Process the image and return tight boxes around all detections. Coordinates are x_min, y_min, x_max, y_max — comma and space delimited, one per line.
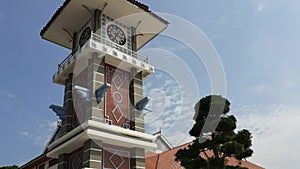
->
83, 139, 103, 169
132, 147, 145, 169
58, 153, 69, 169
62, 73, 73, 134
130, 68, 144, 132
86, 52, 105, 122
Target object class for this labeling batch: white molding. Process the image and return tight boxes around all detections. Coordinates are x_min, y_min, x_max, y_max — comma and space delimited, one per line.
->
46, 120, 157, 158
132, 84, 143, 89
83, 159, 102, 164
47, 122, 88, 150
133, 167, 146, 169
88, 120, 155, 140
83, 148, 102, 153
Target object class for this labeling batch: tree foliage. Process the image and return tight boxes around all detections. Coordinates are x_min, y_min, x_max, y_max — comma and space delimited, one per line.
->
175, 95, 253, 169
0, 165, 18, 169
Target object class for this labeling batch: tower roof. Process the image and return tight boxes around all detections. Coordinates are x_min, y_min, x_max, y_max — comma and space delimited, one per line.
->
41, 0, 168, 50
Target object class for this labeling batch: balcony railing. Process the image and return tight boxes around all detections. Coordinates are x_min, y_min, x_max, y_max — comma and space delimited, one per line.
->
58, 33, 149, 68
58, 53, 73, 68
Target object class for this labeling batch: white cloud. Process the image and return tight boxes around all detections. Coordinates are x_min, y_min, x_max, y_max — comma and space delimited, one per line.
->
47, 121, 58, 128
141, 48, 201, 147
165, 131, 193, 147
144, 70, 197, 145
20, 131, 30, 137
19, 121, 57, 146
257, 3, 265, 12
234, 104, 300, 169
7, 93, 15, 98
251, 84, 269, 93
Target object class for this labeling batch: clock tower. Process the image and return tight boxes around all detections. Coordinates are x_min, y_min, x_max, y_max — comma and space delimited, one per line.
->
40, 0, 168, 169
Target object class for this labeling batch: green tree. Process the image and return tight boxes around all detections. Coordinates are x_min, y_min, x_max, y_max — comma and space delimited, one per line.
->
175, 95, 253, 169
0, 165, 18, 169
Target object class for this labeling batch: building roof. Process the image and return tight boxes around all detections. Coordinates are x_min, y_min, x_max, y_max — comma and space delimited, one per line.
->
40, 0, 167, 37
20, 136, 264, 169
40, 0, 168, 50
145, 142, 265, 169
19, 154, 50, 169
153, 130, 174, 152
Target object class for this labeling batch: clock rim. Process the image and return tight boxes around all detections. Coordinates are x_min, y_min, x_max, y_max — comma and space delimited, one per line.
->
79, 27, 92, 47
106, 24, 127, 46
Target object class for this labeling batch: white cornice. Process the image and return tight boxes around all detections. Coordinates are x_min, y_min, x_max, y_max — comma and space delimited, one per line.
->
46, 120, 157, 158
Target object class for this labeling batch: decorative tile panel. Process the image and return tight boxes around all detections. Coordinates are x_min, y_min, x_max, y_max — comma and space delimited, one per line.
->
103, 145, 131, 169
105, 64, 131, 128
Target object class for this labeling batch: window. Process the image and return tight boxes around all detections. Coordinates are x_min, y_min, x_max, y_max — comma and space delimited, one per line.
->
49, 159, 58, 167
38, 164, 45, 169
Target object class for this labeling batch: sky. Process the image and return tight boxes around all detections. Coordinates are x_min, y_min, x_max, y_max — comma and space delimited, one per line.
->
1, 0, 300, 168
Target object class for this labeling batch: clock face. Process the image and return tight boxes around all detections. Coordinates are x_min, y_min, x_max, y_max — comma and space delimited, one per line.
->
79, 27, 91, 47
107, 24, 126, 46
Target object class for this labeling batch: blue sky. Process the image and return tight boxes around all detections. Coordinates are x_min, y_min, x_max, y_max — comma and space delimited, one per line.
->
1, 0, 300, 168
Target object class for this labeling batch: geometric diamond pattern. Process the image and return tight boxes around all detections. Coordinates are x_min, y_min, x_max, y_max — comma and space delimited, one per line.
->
109, 151, 125, 169
112, 105, 123, 123
112, 74, 123, 90
105, 64, 131, 129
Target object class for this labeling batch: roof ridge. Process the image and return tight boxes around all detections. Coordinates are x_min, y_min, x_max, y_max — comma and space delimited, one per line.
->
155, 153, 160, 169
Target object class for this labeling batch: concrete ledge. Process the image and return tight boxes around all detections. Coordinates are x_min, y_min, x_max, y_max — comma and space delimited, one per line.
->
47, 120, 157, 158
